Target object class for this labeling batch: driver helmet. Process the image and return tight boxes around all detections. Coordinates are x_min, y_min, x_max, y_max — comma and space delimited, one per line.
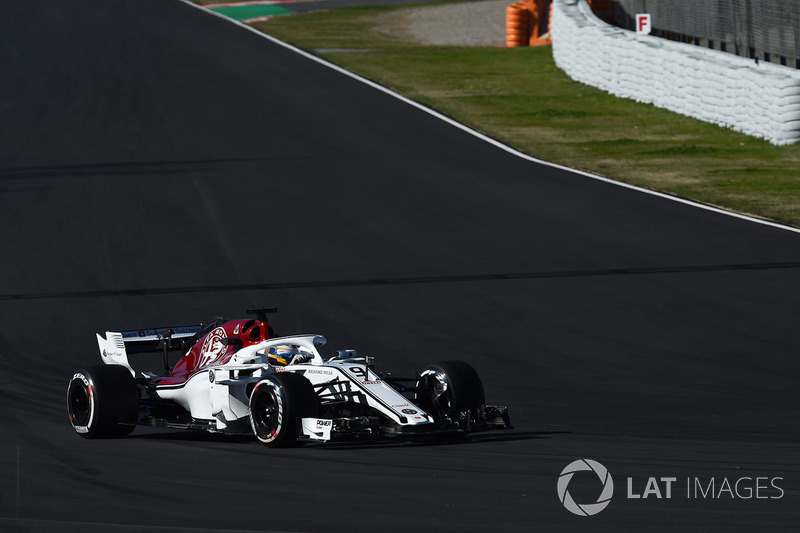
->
267, 345, 301, 366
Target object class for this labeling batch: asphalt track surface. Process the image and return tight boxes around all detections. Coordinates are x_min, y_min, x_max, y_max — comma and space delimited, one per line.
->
1, 1, 799, 531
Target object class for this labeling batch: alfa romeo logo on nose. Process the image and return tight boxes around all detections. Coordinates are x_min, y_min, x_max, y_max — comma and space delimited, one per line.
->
557, 459, 614, 516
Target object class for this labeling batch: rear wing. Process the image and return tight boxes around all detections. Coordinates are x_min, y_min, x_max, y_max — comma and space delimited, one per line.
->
97, 324, 204, 376
117, 325, 204, 353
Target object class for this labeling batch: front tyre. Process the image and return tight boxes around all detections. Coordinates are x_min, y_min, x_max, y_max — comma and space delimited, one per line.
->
415, 360, 485, 427
249, 373, 319, 448
66, 365, 138, 439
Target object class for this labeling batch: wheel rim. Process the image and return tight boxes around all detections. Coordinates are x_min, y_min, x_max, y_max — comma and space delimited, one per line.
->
419, 370, 451, 414
251, 386, 280, 441
68, 380, 92, 428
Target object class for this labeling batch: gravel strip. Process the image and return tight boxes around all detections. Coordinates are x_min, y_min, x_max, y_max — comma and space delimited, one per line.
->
379, 0, 509, 46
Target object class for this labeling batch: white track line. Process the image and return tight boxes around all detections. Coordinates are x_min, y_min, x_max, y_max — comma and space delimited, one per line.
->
178, 0, 800, 236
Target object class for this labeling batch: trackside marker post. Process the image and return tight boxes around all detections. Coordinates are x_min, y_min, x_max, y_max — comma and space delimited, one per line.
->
636, 13, 651, 35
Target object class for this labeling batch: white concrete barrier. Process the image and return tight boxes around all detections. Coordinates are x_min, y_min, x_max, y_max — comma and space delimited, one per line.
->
551, 0, 800, 145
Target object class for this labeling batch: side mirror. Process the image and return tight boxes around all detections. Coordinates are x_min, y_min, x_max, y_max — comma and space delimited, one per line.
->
221, 337, 244, 348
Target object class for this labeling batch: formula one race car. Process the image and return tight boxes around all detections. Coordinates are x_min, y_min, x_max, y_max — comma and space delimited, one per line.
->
66, 308, 511, 447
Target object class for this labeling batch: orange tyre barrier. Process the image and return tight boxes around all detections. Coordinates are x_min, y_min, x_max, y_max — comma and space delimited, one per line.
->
506, 2, 530, 47
506, 0, 553, 47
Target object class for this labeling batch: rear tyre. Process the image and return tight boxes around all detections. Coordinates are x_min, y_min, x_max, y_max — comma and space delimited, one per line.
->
249, 373, 319, 448
415, 360, 485, 427
66, 365, 138, 438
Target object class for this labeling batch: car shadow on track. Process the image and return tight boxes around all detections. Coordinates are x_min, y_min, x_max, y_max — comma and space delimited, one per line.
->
312, 430, 568, 450
127, 429, 565, 450
129, 430, 255, 444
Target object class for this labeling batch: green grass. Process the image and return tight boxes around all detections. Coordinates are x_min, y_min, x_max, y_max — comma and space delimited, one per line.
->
210, 5, 294, 20
250, 4, 800, 227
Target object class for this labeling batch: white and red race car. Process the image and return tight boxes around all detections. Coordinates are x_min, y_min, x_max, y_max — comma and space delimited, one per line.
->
66, 308, 511, 447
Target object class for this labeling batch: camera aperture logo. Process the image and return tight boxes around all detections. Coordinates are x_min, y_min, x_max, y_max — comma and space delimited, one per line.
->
557, 459, 614, 516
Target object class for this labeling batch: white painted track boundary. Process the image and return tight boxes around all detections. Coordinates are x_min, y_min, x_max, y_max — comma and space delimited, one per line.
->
178, 0, 800, 236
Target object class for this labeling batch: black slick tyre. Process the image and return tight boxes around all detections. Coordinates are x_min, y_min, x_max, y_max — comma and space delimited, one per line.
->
66, 365, 139, 438
249, 372, 319, 448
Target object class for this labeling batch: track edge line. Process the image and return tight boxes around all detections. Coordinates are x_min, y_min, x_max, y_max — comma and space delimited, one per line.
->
175, 0, 800, 236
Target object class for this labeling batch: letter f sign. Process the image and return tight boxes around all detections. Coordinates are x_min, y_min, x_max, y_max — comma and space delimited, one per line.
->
636, 14, 651, 35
